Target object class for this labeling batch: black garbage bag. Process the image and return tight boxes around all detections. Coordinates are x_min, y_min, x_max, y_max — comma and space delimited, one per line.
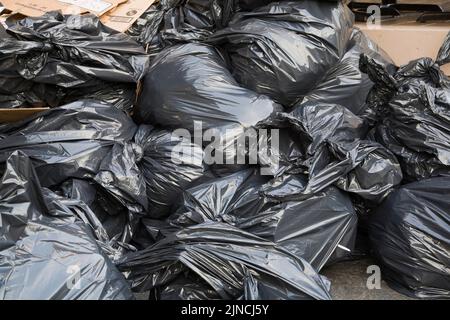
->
302, 28, 396, 116
272, 102, 403, 202
118, 222, 331, 300
237, 0, 273, 10
135, 43, 282, 171
58, 179, 139, 254
0, 100, 146, 210
127, 0, 236, 57
238, 0, 342, 11
209, 1, 354, 106
436, 31, 450, 66
0, 100, 147, 252
362, 46, 450, 181
155, 273, 221, 300
135, 43, 281, 129
0, 152, 134, 299
369, 177, 450, 299
143, 169, 357, 270
134, 124, 210, 219
0, 12, 149, 111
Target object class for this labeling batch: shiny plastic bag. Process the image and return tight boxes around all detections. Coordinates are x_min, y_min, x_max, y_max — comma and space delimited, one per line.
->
0, 100, 146, 211
436, 31, 450, 66
135, 42, 282, 171
0, 12, 149, 111
143, 169, 357, 270
0, 152, 134, 300
135, 43, 281, 129
134, 124, 209, 218
238, 0, 341, 11
118, 222, 332, 300
302, 28, 395, 116
237, 0, 273, 10
128, 0, 236, 57
0, 101, 147, 252
369, 177, 450, 299
58, 178, 139, 255
273, 102, 403, 202
209, 1, 354, 106
362, 49, 450, 181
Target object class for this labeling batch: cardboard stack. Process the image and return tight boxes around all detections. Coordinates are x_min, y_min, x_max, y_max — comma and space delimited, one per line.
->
0, 0, 155, 32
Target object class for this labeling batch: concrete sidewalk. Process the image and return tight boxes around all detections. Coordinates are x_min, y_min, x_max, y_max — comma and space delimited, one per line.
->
322, 258, 412, 300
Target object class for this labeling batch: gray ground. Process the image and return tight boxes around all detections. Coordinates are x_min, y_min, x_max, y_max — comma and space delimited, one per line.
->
135, 258, 413, 300
322, 258, 412, 300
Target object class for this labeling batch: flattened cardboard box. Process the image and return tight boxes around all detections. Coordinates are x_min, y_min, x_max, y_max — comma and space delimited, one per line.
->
357, 20, 450, 75
1, 0, 155, 31
0, 108, 50, 123
0, 0, 126, 16
101, 0, 156, 32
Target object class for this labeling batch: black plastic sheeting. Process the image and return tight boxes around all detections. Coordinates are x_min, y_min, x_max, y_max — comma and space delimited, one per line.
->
238, 0, 340, 10
134, 124, 209, 219
127, 0, 342, 59
135, 42, 281, 129
141, 169, 358, 271
436, 31, 450, 67
0, 152, 134, 299
0, 12, 149, 112
362, 41, 450, 182
0, 100, 147, 253
1, 0, 447, 301
273, 102, 403, 203
209, 1, 354, 107
127, 0, 237, 57
118, 222, 332, 300
369, 177, 450, 299
302, 28, 396, 116
135, 42, 282, 171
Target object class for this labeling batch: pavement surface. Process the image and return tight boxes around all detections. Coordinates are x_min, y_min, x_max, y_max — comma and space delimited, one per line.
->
322, 258, 412, 300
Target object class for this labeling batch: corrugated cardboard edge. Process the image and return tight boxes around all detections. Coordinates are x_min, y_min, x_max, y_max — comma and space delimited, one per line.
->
1, 0, 156, 33
0, 108, 50, 123
0, 0, 126, 17
101, 0, 156, 33
357, 22, 450, 75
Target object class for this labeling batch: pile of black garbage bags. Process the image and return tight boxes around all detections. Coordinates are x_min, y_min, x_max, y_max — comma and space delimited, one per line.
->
0, 0, 449, 300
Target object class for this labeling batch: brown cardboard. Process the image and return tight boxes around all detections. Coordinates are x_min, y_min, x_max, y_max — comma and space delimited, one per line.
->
357, 20, 450, 75
1, 0, 126, 17
101, 0, 155, 32
0, 108, 50, 123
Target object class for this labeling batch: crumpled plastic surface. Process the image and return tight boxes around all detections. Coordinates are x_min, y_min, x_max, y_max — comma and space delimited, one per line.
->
273, 102, 403, 202
134, 124, 209, 219
135, 42, 282, 171
237, 0, 273, 10
302, 28, 395, 115
0, 100, 147, 253
135, 42, 281, 129
143, 169, 357, 271
209, 1, 354, 106
0, 12, 149, 111
127, 0, 236, 57
0, 151, 134, 300
58, 178, 139, 254
118, 221, 332, 300
369, 177, 450, 299
436, 31, 450, 66
155, 273, 221, 300
1, 1, 439, 301
362, 48, 450, 181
